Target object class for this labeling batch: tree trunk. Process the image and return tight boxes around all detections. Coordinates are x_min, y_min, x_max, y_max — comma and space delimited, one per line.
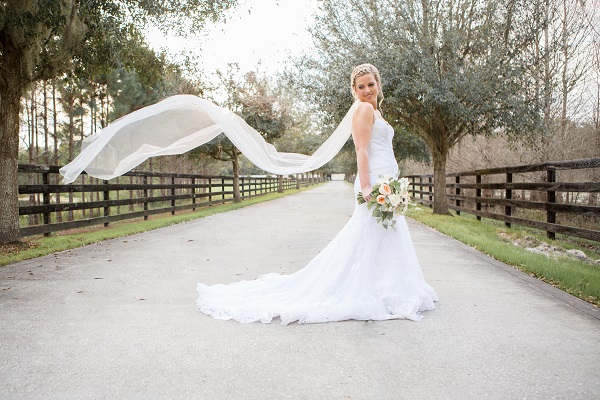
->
27, 91, 38, 226
432, 152, 449, 215
52, 80, 62, 223
0, 83, 23, 242
232, 155, 241, 203
80, 112, 86, 217
52, 80, 59, 165
67, 96, 75, 221
560, 0, 568, 138
43, 81, 49, 164
30, 88, 40, 225
543, 0, 552, 124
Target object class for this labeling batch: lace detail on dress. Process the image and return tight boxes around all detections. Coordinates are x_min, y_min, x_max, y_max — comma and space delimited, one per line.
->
366, 119, 398, 179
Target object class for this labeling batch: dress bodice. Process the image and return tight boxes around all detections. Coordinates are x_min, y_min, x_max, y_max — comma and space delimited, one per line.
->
368, 118, 398, 178
353, 117, 398, 195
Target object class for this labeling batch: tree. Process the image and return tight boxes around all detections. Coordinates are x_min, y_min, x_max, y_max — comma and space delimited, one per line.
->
0, 0, 236, 243
0, 1, 84, 242
304, 0, 544, 214
192, 65, 292, 202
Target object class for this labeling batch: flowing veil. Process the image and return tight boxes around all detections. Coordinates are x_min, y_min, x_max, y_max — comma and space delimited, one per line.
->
59, 95, 358, 183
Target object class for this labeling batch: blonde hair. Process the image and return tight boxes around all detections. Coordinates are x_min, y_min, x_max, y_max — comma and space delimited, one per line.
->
350, 64, 384, 109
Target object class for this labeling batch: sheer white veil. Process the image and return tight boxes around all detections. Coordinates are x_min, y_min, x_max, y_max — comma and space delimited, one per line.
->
59, 95, 358, 183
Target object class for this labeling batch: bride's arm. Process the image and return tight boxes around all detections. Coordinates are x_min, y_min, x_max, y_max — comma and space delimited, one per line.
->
352, 102, 374, 199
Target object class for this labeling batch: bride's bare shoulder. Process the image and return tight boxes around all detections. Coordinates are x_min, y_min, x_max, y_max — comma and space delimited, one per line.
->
356, 101, 375, 112
354, 102, 375, 121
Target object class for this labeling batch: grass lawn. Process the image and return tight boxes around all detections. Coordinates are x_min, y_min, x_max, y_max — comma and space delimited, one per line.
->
1, 186, 317, 266
406, 205, 600, 306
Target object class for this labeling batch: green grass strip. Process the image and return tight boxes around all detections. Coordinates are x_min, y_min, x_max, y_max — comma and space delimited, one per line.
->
1, 186, 318, 266
406, 205, 600, 306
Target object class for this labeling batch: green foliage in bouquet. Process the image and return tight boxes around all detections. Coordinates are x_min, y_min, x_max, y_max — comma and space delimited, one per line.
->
357, 175, 410, 230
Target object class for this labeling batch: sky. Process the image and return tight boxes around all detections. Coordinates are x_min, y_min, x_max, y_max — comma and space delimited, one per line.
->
145, 0, 318, 79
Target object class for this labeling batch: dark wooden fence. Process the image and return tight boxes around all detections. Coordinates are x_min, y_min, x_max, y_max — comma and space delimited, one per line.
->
407, 157, 600, 242
18, 164, 323, 238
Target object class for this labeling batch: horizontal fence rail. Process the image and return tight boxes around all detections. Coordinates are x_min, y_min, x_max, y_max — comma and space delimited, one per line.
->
18, 164, 323, 238
406, 157, 600, 242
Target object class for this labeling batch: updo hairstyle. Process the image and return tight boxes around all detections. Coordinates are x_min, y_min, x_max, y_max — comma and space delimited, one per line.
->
350, 64, 384, 108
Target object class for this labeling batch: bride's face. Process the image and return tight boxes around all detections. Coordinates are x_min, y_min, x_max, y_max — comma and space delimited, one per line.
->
353, 74, 379, 107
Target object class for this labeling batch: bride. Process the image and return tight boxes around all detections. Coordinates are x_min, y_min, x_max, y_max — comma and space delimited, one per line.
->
59, 63, 438, 325
196, 64, 438, 324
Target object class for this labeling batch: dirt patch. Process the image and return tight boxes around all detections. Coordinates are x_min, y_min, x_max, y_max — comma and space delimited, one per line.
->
0, 241, 38, 256
498, 232, 600, 265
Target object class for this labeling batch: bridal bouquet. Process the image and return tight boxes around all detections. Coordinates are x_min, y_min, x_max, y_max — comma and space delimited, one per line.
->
357, 175, 411, 230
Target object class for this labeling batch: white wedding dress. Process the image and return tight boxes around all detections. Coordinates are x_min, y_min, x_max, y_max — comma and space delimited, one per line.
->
197, 116, 438, 324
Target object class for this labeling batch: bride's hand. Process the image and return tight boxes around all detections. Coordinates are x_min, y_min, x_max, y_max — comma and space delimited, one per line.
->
362, 186, 373, 201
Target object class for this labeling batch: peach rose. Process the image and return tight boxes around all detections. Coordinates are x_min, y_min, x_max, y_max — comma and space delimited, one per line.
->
376, 195, 387, 205
379, 183, 392, 196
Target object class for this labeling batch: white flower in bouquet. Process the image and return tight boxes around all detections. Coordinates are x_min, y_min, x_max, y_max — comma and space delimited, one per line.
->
376, 175, 393, 185
399, 177, 410, 191
388, 193, 402, 207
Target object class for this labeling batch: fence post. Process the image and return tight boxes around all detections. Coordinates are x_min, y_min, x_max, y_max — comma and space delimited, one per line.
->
476, 174, 482, 221
296, 174, 300, 189
505, 173, 512, 228
547, 169, 556, 239
221, 178, 226, 203
42, 171, 51, 236
103, 180, 110, 227
455, 176, 460, 216
191, 177, 196, 211
147, 174, 153, 208
278, 175, 284, 193
428, 176, 433, 208
171, 176, 176, 215
143, 175, 149, 221
419, 176, 424, 203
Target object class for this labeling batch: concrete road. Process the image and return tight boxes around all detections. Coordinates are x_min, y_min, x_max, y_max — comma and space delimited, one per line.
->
1, 181, 598, 400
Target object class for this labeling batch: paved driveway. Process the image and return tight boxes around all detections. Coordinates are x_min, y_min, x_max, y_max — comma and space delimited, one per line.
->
1, 181, 598, 400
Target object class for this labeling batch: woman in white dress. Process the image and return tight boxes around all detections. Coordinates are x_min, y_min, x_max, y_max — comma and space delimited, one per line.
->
196, 64, 438, 324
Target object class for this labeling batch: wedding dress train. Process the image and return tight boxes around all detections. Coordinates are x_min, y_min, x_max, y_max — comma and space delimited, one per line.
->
197, 117, 438, 324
